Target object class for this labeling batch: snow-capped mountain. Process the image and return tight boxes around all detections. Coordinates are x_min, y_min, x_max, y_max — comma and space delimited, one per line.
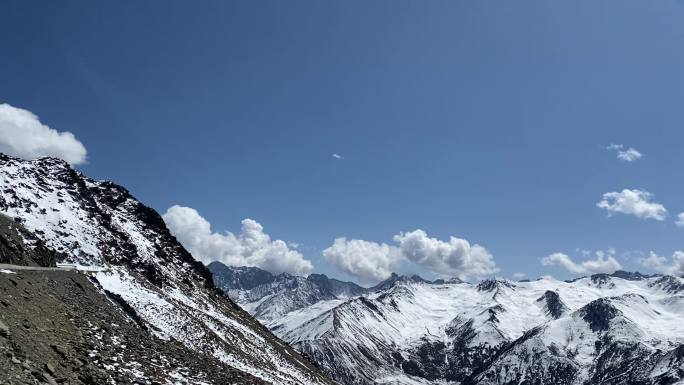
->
225, 263, 684, 385
0, 154, 334, 385
210, 261, 366, 322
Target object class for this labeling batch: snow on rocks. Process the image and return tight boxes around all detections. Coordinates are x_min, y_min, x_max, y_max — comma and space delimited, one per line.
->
232, 267, 684, 385
0, 154, 333, 385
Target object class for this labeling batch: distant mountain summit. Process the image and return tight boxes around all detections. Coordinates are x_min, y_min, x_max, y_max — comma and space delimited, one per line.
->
209, 262, 366, 321
208, 262, 277, 291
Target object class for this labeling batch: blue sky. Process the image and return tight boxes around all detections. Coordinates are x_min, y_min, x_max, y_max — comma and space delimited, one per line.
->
1, 1, 683, 283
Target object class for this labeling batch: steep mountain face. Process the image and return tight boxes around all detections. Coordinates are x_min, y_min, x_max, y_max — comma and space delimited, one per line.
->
209, 262, 277, 291
231, 266, 684, 385
0, 154, 334, 385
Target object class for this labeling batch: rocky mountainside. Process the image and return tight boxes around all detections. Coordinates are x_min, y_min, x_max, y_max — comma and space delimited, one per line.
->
0, 268, 264, 384
227, 264, 684, 385
0, 154, 335, 385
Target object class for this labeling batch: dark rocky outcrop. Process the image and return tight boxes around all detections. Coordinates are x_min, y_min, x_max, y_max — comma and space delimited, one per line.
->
209, 262, 276, 291
580, 298, 620, 332
537, 290, 568, 319
0, 214, 61, 267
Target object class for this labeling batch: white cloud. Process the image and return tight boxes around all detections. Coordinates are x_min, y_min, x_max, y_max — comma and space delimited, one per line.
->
541, 251, 622, 274
324, 229, 498, 283
513, 272, 526, 279
597, 189, 667, 220
332, 153, 344, 159
0, 103, 87, 165
162, 205, 313, 275
617, 148, 642, 162
606, 143, 642, 162
393, 229, 498, 280
639, 251, 684, 276
323, 238, 401, 283
676, 213, 684, 227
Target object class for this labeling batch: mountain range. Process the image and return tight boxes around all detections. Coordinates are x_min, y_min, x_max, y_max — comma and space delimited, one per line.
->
213, 262, 684, 385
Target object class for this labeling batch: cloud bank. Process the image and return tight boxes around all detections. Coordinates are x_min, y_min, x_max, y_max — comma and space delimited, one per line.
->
323, 229, 498, 283
597, 189, 667, 221
162, 205, 313, 275
541, 251, 622, 274
0, 103, 87, 165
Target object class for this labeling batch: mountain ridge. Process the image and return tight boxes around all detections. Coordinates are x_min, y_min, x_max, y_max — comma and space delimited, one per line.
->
219, 262, 684, 385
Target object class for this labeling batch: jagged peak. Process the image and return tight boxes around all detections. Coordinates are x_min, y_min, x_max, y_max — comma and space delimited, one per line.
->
476, 278, 514, 292
370, 272, 429, 291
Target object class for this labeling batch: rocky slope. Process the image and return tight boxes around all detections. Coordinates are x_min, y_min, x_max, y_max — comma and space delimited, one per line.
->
224, 264, 684, 385
0, 154, 335, 385
0, 268, 264, 385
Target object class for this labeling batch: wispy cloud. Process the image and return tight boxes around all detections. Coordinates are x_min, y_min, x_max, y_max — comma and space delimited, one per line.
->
597, 189, 667, 221
332, 153, 344, 159
606, 143, 642, 162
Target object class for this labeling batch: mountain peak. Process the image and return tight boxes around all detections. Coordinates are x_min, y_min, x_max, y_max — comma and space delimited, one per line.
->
207, 262, 276, 291
476, 278, 514, 292
579, 298, 621, 332
370, 273, 430, 291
